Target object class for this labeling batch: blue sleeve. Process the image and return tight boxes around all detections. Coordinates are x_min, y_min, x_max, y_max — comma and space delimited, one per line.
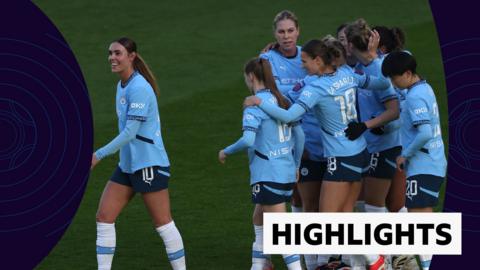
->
407, 97, 431, 126
242, 107, 262, 132
224, 130, 256, 155
127, 85, 150, 121
354, 72, 390, 91
95, 120, 141, 160
292, 124, 305, 168
401, 124, 432, 158
258, 101, 306, 123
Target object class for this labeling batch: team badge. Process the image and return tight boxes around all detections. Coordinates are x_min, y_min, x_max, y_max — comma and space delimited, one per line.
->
300, 167, 309, 176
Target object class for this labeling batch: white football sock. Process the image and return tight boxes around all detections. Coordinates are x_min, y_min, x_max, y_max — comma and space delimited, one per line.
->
419, 254, 432, 270
291, 205, 303, 213
364, 203, 387, 213
96, 222, 116, 270
304, 254, 317, 270
156, 221, 186, 270
355, 200, 366, 212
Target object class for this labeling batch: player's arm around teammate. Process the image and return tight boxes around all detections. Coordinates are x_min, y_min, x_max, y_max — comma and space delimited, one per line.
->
91, 38, 186, 270
219, 58, 304, 270
343, 19, 402, 215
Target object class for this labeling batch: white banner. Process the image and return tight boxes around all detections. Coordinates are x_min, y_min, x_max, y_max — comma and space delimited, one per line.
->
263, 213, 461, 255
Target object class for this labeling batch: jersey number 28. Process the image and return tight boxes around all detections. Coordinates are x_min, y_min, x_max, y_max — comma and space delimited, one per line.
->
334, 88, 357, 124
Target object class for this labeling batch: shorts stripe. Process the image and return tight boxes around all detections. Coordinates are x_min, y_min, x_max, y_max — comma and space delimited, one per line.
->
96, 246, 115, 254
385, 158, 397, 168
340, 162, 363, 173
263, 185, 293, 197
252, 250, 267, 259
419, 187, 439, 198
167, 249, 185, 261
284, 254, 300, 265
157, 169, 170, 177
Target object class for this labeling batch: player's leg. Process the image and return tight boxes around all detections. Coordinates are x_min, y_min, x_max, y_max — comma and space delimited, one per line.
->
255, 182, 301, 270
263, 203, 302, 270
386, 169, 407, 212
138, 166, 185, 270
290, 184, 303, 213
406, 174, 445, 270
96, 168, 136, 270
251, 203, 272, 270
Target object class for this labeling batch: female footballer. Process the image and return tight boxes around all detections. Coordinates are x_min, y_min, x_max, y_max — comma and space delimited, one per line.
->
91, 37, 186, 270
382, 51, 447, 270
219, 57, 304, 270
262, 12, 326, 268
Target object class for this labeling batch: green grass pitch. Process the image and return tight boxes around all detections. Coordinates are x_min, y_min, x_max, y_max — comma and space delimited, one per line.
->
34, 0, 446, 269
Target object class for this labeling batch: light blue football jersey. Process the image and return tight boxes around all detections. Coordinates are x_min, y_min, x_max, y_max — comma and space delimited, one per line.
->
260, 46, 307, 95
287, 75, 325, 161
116, 72, 170, 173
401, 80, 446, 177
296, 65, 372, 157
243, 90, 297, 185
357, 57, 401, 153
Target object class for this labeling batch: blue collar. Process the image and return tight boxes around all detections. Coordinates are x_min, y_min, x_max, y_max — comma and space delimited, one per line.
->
121, 71, 139, 88
407, 79, 426, 90
256, 88, 271, 94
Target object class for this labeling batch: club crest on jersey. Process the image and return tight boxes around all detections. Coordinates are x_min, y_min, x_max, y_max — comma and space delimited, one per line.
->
120, 97, 126, 105
292, 81, 305, 92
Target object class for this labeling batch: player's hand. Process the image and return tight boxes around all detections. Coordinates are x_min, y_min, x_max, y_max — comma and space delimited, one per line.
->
368, 29, 380, 57
243, 96, 261, 108
296, 169, 300, 182
260, 42, 279, 53
344, 122, 367, 140
91, 153, 100, 170
218, 149, 227, 164
396, 156, 406, 172
370, 125, 385, 135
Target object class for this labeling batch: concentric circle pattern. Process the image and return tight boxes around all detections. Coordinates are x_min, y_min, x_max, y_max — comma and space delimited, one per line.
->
430, 1, 480, 268
0, 2, 92, 269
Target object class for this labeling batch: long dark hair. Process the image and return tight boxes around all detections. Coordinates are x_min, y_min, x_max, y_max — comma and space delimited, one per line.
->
114, 37, 159, 96
373, 25, 406, 53
302, 36, 346, 70
244, 58, 289, 109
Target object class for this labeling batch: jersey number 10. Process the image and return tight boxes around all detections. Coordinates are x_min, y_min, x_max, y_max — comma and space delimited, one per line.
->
277, 121, 292, 143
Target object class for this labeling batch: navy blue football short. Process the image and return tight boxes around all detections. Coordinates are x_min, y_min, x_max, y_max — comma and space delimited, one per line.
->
367, 146, 402, 179
298, 159, 327, 183
251, 181, 295, 205
111, 166, 170, 193
323, 149, 370, 182
405, 174, 444, 209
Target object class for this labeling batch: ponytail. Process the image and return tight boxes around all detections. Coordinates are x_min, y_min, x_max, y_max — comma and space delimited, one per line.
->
114, 37, 159, 96
260, 59, 289, 109
244, 57, 289, 109
133, 53, 159, 96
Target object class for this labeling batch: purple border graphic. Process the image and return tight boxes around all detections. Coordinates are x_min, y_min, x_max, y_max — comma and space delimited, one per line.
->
0, 0, 477, 269
0, 1, 92, 269
429, 0, 480, 268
